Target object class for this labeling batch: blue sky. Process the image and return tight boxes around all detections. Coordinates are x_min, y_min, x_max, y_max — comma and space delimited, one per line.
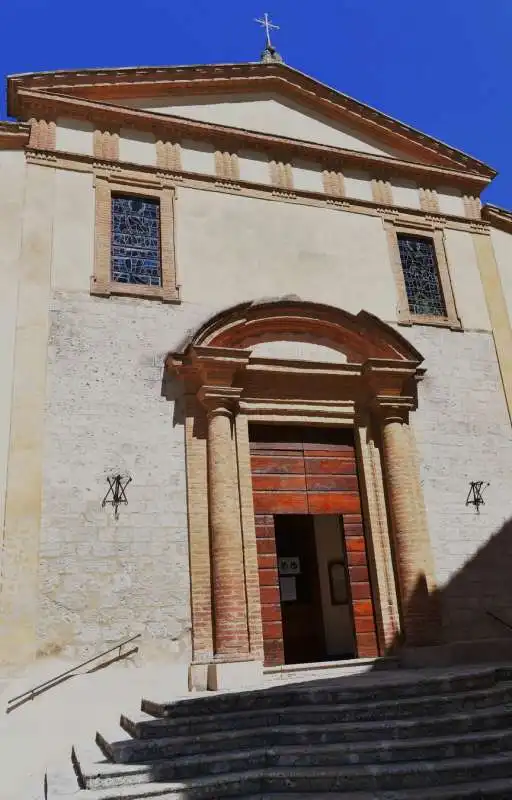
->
1, 1, 511, 206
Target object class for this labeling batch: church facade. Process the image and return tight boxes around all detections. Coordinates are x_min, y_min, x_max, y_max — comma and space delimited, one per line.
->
2, 53, 512, 689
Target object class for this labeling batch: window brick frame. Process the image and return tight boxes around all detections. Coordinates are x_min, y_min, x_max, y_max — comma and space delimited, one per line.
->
384, 216, 461, 329
91, 169, 179, 302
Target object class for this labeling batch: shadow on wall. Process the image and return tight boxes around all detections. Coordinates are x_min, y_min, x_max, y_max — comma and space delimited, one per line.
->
393, 513, 512, 664
161, 370, 186, 427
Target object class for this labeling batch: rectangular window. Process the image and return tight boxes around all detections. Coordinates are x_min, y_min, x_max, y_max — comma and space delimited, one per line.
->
397, 234, 446, 317
92, 173, 178, 302
111, 195, 162, 286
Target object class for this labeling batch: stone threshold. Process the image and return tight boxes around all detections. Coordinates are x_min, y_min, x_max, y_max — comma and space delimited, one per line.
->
264, 655, 398, 676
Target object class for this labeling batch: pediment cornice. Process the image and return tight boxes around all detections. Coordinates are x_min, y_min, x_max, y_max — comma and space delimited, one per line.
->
8, 62, 495, 180
482, 204, 512, 234
14, 88, 493, 192
0, 120, 30, 150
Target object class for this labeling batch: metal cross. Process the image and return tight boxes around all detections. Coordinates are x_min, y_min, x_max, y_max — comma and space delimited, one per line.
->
102, 474, 132, 519
254, 12, 280, 49
465, 480, 489, 514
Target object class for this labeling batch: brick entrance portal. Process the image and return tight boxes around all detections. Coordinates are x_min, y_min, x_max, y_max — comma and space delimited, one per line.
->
249, 425, 379, 667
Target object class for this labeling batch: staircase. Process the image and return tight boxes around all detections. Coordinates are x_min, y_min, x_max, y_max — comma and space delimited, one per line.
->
63, 664, 512, 798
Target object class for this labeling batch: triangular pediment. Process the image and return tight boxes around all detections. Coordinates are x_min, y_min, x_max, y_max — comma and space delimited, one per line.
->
7, 62, 495, 179
122, 91, 413, 161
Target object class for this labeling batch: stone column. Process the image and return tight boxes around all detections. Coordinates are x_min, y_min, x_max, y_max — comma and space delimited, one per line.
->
379, 407, 440, 646
204, 397, 250, 661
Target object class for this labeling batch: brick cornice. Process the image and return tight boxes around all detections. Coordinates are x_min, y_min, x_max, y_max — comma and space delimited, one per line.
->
169, 346, 252, 393
169, 351, 422, 421
7, 62, 494, 178
0, 121, 30, 150
25, 146, 492, 234
482, 204, 512, 235
13, 88, 493, 193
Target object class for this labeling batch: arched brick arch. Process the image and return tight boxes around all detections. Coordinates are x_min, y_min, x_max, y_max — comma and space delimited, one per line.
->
174, 299, 424, 365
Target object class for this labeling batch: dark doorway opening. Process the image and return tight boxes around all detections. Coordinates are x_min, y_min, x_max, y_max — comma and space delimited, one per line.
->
275, 513, 357, 665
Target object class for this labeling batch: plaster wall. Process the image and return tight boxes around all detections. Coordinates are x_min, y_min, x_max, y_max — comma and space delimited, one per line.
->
119, 128, 157, 166
180, 140, 216, 175
250, 341, 347, 363
292, 160, 324, 193
444, 228, 491, 331
124, 92, 407, 157
343, 170, 373, 202
55, 118, 94, 156
391, 178, 420, 210
175, 187, 398, 318
52, 169, 95, 292
238, 150, 271, 184
0, 162, 55, 664
0, 150, 25, 557
437, 187, 465, 217
490, 227, 512, 322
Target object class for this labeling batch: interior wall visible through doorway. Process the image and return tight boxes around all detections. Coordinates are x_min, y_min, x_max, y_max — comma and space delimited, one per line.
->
314, 515, 354, 659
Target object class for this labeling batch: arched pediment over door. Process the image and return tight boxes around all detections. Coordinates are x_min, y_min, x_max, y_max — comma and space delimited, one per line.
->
174, 298, 423, 360
168, 299, 425, 422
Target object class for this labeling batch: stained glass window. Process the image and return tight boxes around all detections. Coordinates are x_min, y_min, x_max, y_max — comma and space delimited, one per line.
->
111, 195, 161, 286
397, 235, 446, 317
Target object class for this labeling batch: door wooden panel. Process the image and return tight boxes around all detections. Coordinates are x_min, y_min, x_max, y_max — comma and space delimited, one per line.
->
251, 455, 304, 473
250, 425, 379, 665
252, 475, 307, 492
253, 492, 309, 515
304, 458, 356, 475
306, 475, 359, 491
307, 492, 361, 514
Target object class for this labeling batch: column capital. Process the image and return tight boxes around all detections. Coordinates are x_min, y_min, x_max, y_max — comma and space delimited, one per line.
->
362, 360, 422, 401
371, 396, 415, 425
198, 385, 243, 417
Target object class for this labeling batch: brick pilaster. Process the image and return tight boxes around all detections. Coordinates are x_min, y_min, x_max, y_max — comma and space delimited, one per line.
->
29, 118, 56, 150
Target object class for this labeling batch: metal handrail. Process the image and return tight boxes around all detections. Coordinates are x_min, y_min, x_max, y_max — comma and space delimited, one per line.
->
7, 633, 141, 708
486, 610, 512, 633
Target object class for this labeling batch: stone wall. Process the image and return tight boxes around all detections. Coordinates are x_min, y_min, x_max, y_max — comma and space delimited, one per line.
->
38, 294, 210, 660
405, 325, 512, 642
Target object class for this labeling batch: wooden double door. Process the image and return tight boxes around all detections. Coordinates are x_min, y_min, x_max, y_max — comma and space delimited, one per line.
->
249, 424, 379, 667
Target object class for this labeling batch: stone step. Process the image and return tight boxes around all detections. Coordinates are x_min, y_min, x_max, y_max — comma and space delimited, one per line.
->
116, 703, 512, 760
262, 656, 399, 685
141, 666, 508, 720
83, 727, 512, 786
132, 681, 512, 740
240, 783, 512, 800
56, 782, 512, 800
61, 753, 512, 798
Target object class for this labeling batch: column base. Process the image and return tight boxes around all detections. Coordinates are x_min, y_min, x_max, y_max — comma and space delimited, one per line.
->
188, 662, 209, 692
207, 659, 263, 691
